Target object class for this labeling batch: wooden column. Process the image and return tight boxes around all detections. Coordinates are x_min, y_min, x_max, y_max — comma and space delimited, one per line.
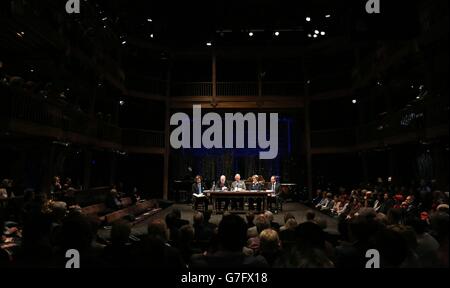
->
163, 59, 172, 200
212, 49, 217, 107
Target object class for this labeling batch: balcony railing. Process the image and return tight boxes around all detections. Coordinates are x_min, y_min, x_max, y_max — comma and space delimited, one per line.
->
172, 81, 304, 97
4, 86, 164, 148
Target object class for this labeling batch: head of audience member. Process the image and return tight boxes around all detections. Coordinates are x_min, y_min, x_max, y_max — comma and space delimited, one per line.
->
252, 175, 258, 184
172, 208, 182, 220
373, 226, 408, 267
436, 204, 449, 214
295, 222, 326, 251
179, 225, 195, 246
111, 220, 131, 246
270, 176, 277, 184
348, 211, 381, 243
284, 213, 295, 224
285, 218, 298, 231
254, 214, 270, 234
315, 189, 322, 197
430, 212, 449, 242
234, 174, 241, 182
259, 229, 280, 254
326, 193, 333, 199
219, 175, 226, 184
193, 211, 204, 226
306, 210, 316, 222
49, 201, 67, 223
375, 213, 389, 226
264, 211, 274, 223
246, 212, 255, 226
218, 214, 247, 252
195, 175, 202, 184
165, 212, 177, 229
388, 224, 418, 252
387, 208, 403, 225
147, 219, 169, 242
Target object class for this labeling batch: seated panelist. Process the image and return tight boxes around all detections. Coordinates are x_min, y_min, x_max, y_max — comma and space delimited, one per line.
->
230, 174, 245, 210
248, 175, 263, 211
192, 175, 208, 212
216, 175, 229, 211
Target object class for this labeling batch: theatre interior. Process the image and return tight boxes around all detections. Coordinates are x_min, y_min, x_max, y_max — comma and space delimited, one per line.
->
0, 0, 448, 268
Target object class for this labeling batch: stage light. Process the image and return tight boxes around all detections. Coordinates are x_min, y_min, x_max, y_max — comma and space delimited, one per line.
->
352, 99, 357, 104
30, 68, 34, 73
416, 96, 421, 100
377, 81, 382, 86
147, 18, 153, 22
150, 33, 154, 38
16, 32, 24, 38
102, 17, 108, 21
307, 34, 312, 38
119, 100, 125, 106
249, 32, 254, 37
206, 42, 212, 46
325, 14, 331, 18
274, 31, 280, 36
314, 30, 319, 34
121, 40, 127, 45
306, 17, 311, 22
313, 34, 318, 38
320, 31, 326, 35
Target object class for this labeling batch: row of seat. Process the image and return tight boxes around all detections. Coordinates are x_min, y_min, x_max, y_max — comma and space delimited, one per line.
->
81, 198, 161, 225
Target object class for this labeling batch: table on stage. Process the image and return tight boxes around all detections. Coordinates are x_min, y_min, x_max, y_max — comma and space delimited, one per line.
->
205, 190, 275, 213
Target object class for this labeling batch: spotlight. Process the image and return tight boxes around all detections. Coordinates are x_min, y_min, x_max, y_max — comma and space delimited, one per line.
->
121, 40, 127, 45
377, 81, 382, 86
325, 14, 331, 18
150, 33, 154, 38
248, 32, 254, 37
102, 17, 108, 21
352, 99, 357, 104
320, 31, 326, 36
307, 34, 312, 38
314, 30, 319, 35
274, 31, 280, 36
306, 17, 311, 22
147, 18, 153, 22
313, 34, 318, 38
206, 42, 212, 46
119, 100, 125, 106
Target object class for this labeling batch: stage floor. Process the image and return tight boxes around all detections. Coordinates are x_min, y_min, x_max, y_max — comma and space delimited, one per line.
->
98, 202, 339, 240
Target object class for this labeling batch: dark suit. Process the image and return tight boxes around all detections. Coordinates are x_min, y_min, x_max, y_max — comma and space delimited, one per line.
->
268, 182, 282, 211
192, 182, 208, 212
249, 182, 263, 211
216, 180, 230, 211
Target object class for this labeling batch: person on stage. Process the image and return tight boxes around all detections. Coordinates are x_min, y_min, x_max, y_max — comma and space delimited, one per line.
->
216, 175, 230, 211
192, 175, 208, 212
230, 174, 246, 210
249, 175, 263, 211
268, 176, 282, 213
